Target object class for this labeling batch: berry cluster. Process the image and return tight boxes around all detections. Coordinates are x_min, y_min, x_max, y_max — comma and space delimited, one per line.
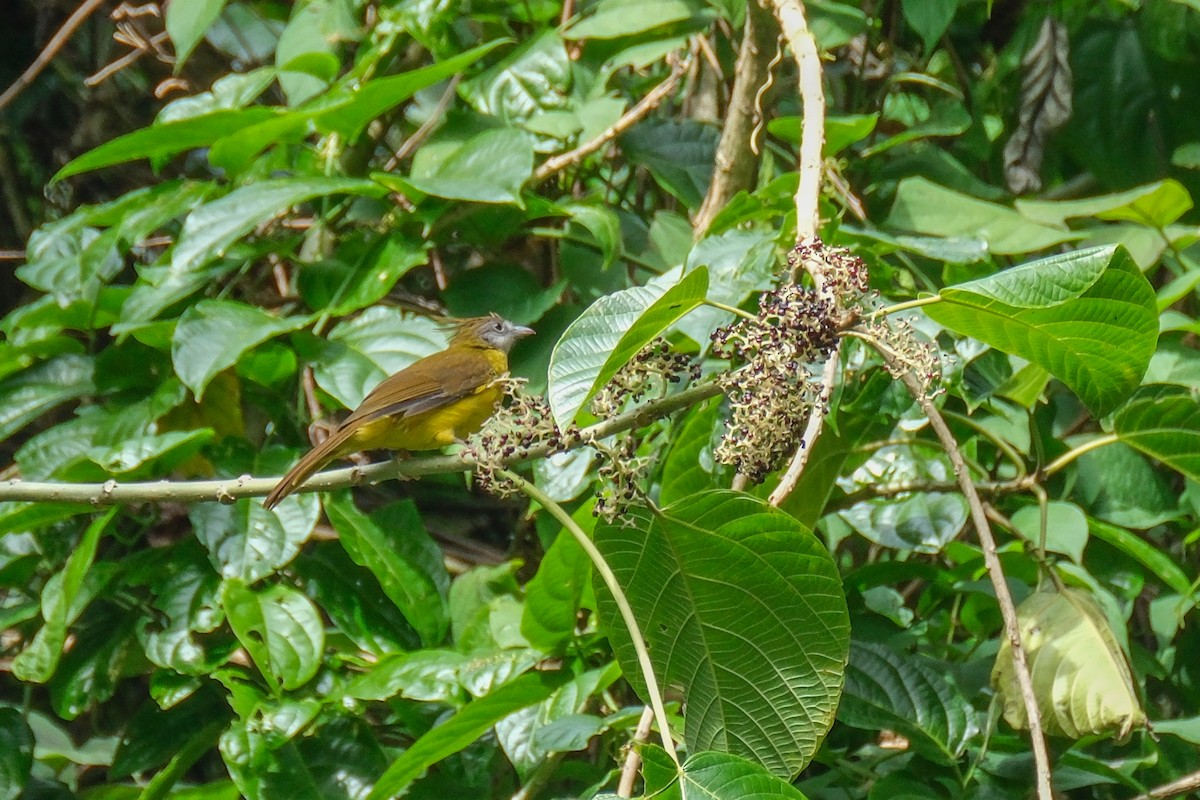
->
860, 316, 943, 399
708, 240, 876, 481
465, 378, 570, 497
592, 434, 650, 523
590, 338, 702, 418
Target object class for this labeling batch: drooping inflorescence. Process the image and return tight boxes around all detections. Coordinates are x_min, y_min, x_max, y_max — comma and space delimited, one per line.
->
465, 377, 567, 497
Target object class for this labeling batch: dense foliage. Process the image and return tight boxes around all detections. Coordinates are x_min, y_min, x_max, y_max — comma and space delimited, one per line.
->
3, 1, 1200, 799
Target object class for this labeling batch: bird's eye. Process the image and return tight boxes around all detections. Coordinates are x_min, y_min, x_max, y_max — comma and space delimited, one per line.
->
493, 321, 504, 331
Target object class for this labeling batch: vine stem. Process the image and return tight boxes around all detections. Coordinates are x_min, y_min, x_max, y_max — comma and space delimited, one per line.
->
499, 470, 680, 768
872, 341, 1053, 800
1042, 433, 1118, 476
703, 299, 757, 321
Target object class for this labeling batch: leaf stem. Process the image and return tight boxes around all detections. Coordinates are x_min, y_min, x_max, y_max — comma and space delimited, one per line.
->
876, 295, 940, 316
1042, 433, 1118, 476
500, 470, 680, 768
703, 299, 757, 321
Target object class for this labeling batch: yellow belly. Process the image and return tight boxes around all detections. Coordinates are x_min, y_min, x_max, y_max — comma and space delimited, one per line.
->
345, 383, 503, 452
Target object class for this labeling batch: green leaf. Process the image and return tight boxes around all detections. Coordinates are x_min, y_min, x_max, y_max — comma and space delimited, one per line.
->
1010, 501, 1089, 563
566, 204, 623, 271
1087, 518, 1192, 597
521, 513, 590, 652
12, 508, 118, 683
167, 0, 230, 67
566, 0, 706, 39
992, 588, 1146, 740
547, 268, 707, 428
1016, 179, 1194, 228
172, 300, 307, 399
324, 494, 450, 647
839, 642, 977, 764
53, 108, 279, 181
901, 0, 958, 51
443, 263, 565, 325
924, 246, 1157, 415
0, 354, 94, 443
644, 750, 814, 800
399, 128, 534, 205
839, 492, 968, 553
311, 308, 446, 409
885, 177, 1082, 255
0, 707, 33, 800
139, 544, 233, 675
1073, 440, 1178, 528
192, 497, 320, 583
172, 177, 386, 274
658, 399, 724, 505
1112, 384, 1200, 483
621, 120, 718, 209
365, 670, 570, 800
594, 492, 849, 778
221, 579, 325, 692
275, 0, 354, 105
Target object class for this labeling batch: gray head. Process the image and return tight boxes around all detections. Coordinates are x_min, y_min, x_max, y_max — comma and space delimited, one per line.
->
452, 312, 535, 353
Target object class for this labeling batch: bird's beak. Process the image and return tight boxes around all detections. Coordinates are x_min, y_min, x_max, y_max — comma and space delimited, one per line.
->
513, 325, 535, 338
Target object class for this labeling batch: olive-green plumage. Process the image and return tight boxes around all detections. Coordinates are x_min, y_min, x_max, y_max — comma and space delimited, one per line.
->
263, 313, 533, 509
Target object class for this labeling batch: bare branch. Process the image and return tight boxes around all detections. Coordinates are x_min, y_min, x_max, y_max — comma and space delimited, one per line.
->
0, 0, 110, 113
874, 344, 1054, 800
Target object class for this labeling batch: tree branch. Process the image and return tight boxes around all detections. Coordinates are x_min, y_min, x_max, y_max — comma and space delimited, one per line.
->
874, 343, 1054, 800
693, 0, 778, 235
532, 48, 692, 183
768, 0, 824, 243
0, 382, 724, 506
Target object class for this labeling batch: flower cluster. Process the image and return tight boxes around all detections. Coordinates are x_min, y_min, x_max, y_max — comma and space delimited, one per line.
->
709, 240, 872, 481
859, 316, 943, 400
590, 338, 702, 418
465, 377, 569, 497
592, 434, 650, 523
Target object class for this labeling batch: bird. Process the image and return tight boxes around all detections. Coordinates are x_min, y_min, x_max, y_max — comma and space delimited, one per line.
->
263, 313, 534, 509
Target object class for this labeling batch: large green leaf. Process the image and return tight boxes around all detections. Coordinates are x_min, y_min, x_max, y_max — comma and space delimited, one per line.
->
547, 268, 707, 428
324, 494, 450, 647
0, 708, 33, 800
924, 246, 1157, 415
992, 587, 1146, 740
171, 177, 386, 274
12, 508, 118, 683
365, 670, 570, 800
622, 748, 812, 800
398, 128, 534, 205
1016, 179, 1194, 228
0, 354, 94, 443
839, 642, 977, 764
885, 177, 1082, 255
53, 108, 280, 181
1086, 518, 1192, 598
166, 0, 230, 67
192, 496, 320, 583
222, 580, 325, 692
901, 0, 957, 51
1112, 384, 1200, 483
172, 300, 307, 399
594, 492, 849, 778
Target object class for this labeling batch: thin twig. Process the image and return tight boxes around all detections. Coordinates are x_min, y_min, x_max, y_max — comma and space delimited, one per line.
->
769, 0, 824, 244
617, 707, 656, 797
874, 344, 1054, 800
0, 0, 110, 112
532, 49, 693, 182
382, 74, 461, 172
0, 382, 724, 506
768, 343, 840, 505
1133, 769, 1200, 800
503, 471, 679, 768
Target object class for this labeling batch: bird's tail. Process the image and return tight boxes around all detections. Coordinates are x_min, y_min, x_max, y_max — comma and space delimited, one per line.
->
263, 428, 354, 509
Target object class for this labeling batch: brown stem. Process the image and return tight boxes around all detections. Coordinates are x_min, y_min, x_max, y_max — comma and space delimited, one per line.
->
616, 706, 655, 797
532, 48, 693, 183
875, 344, 1054, 800
694, 0, 777, 235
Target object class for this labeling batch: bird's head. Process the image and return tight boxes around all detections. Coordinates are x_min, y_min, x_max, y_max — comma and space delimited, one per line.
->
450, 313, 535, 353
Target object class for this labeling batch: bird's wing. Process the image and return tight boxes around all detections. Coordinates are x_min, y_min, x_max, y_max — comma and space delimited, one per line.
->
338, 349, 499, 429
